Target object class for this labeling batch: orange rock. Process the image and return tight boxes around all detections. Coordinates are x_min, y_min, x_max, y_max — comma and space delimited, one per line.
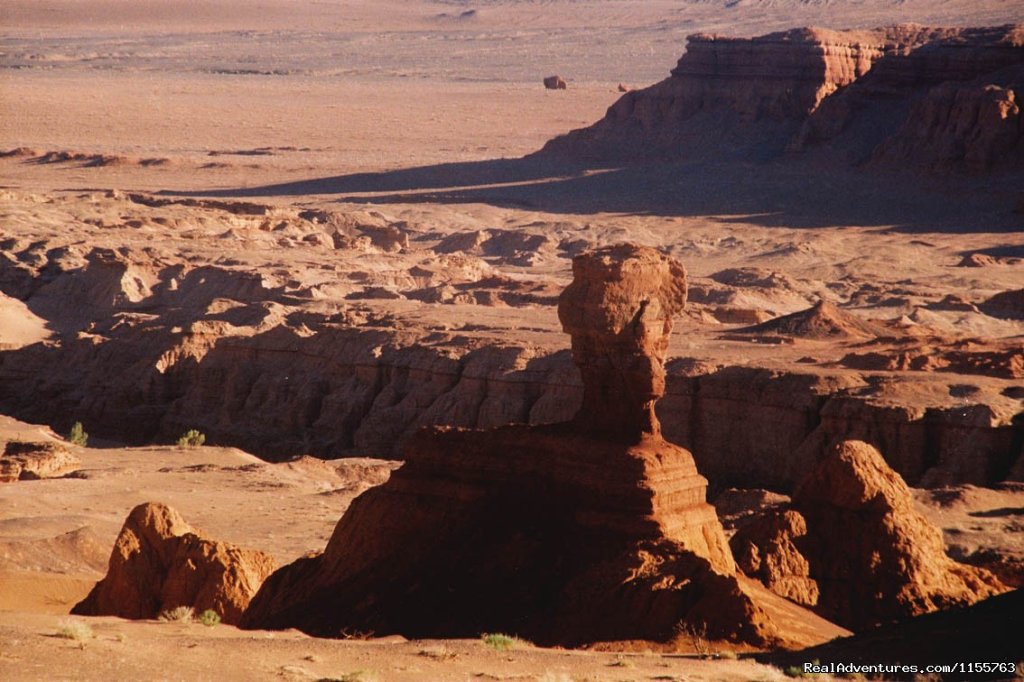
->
72, 502, 275, 624
0, 441, 79, 482
734, 440, 1006, 630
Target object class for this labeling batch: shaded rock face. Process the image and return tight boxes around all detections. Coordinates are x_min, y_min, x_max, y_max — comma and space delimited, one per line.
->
558, 244, 687, 440
730, 440, 1005, 631
72, 503, 275, 624
541, 24, 1024, 172
242, 245, 843, 648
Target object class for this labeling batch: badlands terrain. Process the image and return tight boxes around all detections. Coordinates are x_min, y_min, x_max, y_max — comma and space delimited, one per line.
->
2, 0, 1024, 680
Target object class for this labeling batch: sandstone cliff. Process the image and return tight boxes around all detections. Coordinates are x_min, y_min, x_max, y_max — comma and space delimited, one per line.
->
540, 24, 1024, 172
72, 502, 276, 624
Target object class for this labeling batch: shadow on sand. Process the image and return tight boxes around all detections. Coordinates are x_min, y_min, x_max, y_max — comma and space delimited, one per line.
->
166, 154, 1024, 234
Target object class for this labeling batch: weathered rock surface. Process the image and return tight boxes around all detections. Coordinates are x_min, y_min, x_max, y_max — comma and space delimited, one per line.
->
541, 24, 1024, 172
72, 502, 276, 624
241, 245, 846, 648
558, 243, 688, 440
730, 440, 1006, 630
0, 441, 79, 482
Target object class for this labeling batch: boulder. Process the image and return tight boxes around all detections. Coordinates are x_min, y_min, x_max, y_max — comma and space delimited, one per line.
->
72, 502, 275, 624
543, 75, 567, 90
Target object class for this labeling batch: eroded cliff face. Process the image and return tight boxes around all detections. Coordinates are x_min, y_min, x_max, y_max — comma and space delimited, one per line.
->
540, 24, 1024, 172
0, 193, 1021, 490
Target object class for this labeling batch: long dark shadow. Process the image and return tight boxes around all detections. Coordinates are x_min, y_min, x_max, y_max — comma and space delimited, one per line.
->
162, 154, 1024, 234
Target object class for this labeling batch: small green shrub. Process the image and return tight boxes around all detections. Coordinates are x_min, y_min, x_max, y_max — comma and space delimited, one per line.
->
784, 665, 807, 678
481, 633, 518, 651
67, 422, 88, 447
177, 429, 206, 448
56, 619, 93, 642
197, 609, 221, 627
158, 605, 194, 622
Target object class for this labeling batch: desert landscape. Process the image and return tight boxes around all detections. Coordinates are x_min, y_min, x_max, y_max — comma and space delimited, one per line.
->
1, 0, 1023, 680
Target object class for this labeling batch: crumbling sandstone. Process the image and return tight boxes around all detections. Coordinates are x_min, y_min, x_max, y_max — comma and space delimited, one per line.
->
72, 502, 275, 624
0, 441, 79, 482
731, 440, 1005, 630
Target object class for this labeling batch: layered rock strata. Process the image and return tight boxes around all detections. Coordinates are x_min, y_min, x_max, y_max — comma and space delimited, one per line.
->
73, 502, 276, 624
541, 24, 1024, 171
241, 245, 841, 647
730, 440, 1005, 630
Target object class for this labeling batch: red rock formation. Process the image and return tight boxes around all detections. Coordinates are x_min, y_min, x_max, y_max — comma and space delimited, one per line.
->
0, 441, 79, 482
738, 301, 880, 340
558, 243, 687, 440
541, 24, 1024, 172
72, 502, 275, 624
241, 245, 845, 648
731, 440, 1005, 630
540, 26, 923, 161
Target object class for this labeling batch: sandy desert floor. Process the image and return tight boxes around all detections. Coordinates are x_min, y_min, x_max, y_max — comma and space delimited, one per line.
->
2, 0, 1023, 680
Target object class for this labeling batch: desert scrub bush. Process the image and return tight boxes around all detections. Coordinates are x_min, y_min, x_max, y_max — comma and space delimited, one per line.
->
197, 609, 220, 627
176, 429, 206, 448
67, 421, 88, 446
158, 605, 194, 622
481, 632, 520, 651
56, 619, 93, 642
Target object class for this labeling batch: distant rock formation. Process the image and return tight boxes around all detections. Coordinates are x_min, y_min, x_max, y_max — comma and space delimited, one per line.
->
731, 440, 1005, 630
72, 503, 275, 624
979, 288, 1024, 320
737, 301, 880, 340
543, 75, 567, 90
540, 24, 1024, 172
241, 245, 845, 648
0, 441, 78, 482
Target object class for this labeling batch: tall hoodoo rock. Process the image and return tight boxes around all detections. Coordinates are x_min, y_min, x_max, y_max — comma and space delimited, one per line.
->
241, 244, 846, 649
72, 502, 276, 625
558, 244, 687, 440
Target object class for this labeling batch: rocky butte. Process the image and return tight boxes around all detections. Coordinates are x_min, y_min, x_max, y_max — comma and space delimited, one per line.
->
541, 24, 1024, 171
240, 244, 845, 647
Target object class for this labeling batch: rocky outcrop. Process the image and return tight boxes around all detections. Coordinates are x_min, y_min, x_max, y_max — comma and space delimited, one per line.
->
730, 441, 1006, 630
540, 24, 1024, 172
241, 245, 846, 648
0, 441, 79, 482
737, 301, 880, 340
72, 502, 275, 624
